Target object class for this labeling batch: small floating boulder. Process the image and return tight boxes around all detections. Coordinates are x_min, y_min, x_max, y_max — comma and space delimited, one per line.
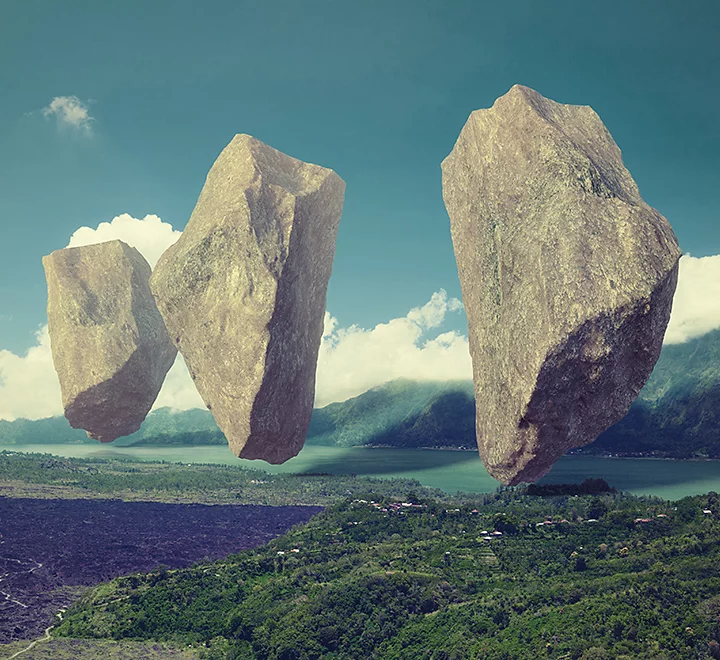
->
43, 240, 177, 441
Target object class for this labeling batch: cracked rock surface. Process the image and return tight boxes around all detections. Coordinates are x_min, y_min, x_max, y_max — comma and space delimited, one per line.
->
150, 134, 345, 463
442, 85, 681, 485
43, 240, 177, 441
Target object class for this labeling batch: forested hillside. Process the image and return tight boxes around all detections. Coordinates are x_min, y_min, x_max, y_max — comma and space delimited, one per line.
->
55, 487, 720, 659
306, 379, 475, 448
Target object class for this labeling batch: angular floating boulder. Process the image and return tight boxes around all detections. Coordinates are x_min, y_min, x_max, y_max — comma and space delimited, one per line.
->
441, 85, 681, 485
43, 240, 177, 441
150, 134, 345, 463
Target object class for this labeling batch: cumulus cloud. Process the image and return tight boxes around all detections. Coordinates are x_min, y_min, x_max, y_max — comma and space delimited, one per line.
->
0, 326, 62, 421
151, 289, 472, 411
664, 254, 720, 344
0, 213, 183, 421
67, 213, 181, 268
42, 96, 94, 135
314, 290, 471, 407
146, 290, 472, 411
0, 288, 470, 420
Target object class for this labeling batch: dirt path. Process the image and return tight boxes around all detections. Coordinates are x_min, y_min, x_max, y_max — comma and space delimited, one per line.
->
3, 609, 64, 659
0, 557, 43, 609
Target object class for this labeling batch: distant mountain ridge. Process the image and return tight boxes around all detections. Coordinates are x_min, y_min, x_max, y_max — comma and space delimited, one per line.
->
306, 379, 476, 448
587, 328, 720, 457
0, 407, 224, 447
2, 329, 718, 458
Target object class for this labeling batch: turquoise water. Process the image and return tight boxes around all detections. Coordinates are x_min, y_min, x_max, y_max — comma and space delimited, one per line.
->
5, 443, 720, 500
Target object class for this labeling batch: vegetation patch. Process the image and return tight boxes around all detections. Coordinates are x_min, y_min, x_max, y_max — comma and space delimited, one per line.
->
55, 488, 720, 659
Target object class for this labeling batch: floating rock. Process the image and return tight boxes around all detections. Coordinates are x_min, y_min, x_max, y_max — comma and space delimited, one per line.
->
441, 85, 681, 485
43, 240, 177, 441
150, 134, 345, 463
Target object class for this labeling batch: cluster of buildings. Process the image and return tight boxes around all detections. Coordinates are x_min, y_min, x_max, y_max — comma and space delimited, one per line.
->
351, 499, 426, 514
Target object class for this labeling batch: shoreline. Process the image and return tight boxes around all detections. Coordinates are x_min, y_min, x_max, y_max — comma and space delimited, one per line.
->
325, 445, 720, 463
4, 443, 720, 464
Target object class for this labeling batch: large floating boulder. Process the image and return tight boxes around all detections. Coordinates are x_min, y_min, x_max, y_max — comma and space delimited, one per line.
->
150, 134, 345, 463
43, 240, 177, 441
441, 85, 681, 485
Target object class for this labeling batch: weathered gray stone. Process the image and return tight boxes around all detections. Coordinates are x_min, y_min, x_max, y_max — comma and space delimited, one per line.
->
441, 85, 681, 485
150, 134, 345, 463
43, 240, 177, 441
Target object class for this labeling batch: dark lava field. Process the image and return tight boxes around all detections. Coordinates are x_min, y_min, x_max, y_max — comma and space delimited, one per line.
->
0, 497, 322, 643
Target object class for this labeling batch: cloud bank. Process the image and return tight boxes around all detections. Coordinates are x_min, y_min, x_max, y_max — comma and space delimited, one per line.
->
0, 326, 62, 421
663, 254, 720, 344
67, 213, 181, 268
1, 210, 719, 422
314, 291, 470, 406
0, 213, 183, 421
152, 356, 206, 411
152, 291, 471, 411
42, 96, 94, 135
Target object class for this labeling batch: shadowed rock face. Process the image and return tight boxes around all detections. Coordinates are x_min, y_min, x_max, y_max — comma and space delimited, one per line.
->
150, 134, 345, 464
43, 240, 177, 441
441, 85, 681, 485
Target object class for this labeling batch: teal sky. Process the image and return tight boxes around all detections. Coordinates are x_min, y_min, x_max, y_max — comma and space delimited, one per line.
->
1, 0, 719, 354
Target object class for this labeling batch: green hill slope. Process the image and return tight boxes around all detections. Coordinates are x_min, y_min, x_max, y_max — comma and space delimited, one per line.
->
307, 379, 475, 448
54, 488, 720, 659
0, 407, 224, 446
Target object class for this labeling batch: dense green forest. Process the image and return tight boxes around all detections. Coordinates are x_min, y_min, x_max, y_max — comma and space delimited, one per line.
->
54, 486, 720, 659
2, 330, 718, 459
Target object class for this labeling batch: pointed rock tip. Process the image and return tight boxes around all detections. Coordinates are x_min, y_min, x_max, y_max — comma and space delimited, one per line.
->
507, 83, 537, 95
223, 133, 344, 188
499, 84, 548, 108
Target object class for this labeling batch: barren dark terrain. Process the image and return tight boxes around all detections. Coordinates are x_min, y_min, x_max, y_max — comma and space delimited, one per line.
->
0, 497, 322, 644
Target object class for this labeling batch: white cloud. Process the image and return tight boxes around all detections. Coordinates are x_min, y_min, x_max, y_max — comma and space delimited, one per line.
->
0, 289, 470, 420
314, 290, 472, 407
67, 214, 181, 268
42, 96, 94, 135
149, 257, 720, 409
0, 331, 206, 421
664, 254, 720, 344
0, 326, 62, 421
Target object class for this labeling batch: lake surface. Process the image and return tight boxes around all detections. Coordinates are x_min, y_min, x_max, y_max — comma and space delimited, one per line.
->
5, 443, 720, 500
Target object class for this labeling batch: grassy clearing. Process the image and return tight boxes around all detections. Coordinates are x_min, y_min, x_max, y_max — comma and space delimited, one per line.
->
0, 638, 199, 659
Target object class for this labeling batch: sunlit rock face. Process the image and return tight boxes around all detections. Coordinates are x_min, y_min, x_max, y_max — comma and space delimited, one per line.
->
150, 134, 345, 464
441, 85, 681, 485
43, 240, 177, 441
